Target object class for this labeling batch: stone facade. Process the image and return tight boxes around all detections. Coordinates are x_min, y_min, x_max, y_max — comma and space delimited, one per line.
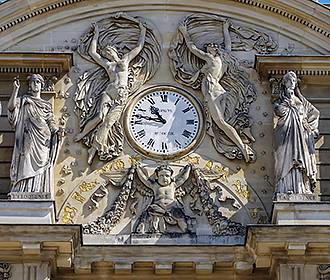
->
0, 0, 329, 279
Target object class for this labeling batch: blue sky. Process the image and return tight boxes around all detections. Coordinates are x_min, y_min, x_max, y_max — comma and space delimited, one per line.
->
320, 0, 330, 3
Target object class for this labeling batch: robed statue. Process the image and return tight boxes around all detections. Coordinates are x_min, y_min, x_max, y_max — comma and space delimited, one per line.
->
273, 71, 319, 195
7, 74, 61, 197
75, 13, 161, 164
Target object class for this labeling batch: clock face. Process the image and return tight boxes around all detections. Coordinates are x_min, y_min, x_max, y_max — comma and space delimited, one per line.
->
125, 86, 204, 159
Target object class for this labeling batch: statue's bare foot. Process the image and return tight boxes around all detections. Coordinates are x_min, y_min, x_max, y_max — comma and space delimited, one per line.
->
87, 148, 96, 165
242, 145, 256, 163
74, 133, 84, 142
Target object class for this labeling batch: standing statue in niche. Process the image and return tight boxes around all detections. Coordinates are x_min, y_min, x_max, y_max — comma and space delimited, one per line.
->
7, 75, 61, 197
135, 165, 193, 234
75, 13, 161, 164
273, 71, 319, 195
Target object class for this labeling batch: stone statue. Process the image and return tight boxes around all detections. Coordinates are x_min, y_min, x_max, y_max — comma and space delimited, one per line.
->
135, 165, 193, 233
83, 163, 245, 236
7, 75, 61, 198
273, 71, 319, 195
169, 14, 259, 162
75, 13, 161, 164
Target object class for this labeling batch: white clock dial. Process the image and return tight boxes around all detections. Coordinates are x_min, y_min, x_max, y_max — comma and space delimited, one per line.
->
125, 86, 204, 159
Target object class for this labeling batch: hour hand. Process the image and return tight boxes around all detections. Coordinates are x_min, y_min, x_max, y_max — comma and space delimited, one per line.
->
132, 114, 165, 123
150, 106, 166, 124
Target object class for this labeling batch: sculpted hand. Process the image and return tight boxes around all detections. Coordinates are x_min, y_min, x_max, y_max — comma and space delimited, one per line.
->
223, 19, 231, 29
139, 21, 147, 31
13, 77, 20, 91
178, 24, 188, 35
92, 23, 99, 34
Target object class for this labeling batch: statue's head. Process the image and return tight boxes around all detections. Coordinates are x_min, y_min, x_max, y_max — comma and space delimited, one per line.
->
28, 74, 44, 96
283, 71, 297, 92
155, 165, 174, 186
204, 43, 219, 56
101, 45, 120, 61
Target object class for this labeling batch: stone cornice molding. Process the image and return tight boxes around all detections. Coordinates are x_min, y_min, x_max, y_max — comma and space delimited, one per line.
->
0, 225, 81, 270
0, 0, 329, 50
0, 52, 73, 80
246, 225, 330, 277
256, 55, 330, 84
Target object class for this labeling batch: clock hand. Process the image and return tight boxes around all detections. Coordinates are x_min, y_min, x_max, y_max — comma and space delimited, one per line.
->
132, 114, 166, 124
150, 106, 166, 124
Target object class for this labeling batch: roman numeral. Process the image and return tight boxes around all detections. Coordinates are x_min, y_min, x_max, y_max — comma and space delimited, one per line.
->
146, 138, 155, 147
147, 98, 155, 105
175, 98, 180, 105
138, 108, 146, 112
182, 130, 192, 138
182, 106, 192, 113
175, 140, 181, 147
134, 120, 142, 125
186, 119, 195, 125
137, 129, 145, 138
160, 95, 168, 102
161, 142, 168, 151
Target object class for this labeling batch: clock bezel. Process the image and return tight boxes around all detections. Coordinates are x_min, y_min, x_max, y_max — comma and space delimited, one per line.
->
124, 85, 205, 161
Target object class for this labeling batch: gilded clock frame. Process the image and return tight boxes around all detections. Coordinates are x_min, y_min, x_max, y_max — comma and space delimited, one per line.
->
123, 85, 206, 161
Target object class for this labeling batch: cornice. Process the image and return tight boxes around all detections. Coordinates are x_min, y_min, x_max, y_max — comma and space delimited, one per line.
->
0, 0, 329, 40
255, 55, 330, 84
0, 52, 73, 80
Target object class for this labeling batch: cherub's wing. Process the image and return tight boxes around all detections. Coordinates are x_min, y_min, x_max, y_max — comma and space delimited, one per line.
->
78, 13, 161, 94
134, 166, 154, 197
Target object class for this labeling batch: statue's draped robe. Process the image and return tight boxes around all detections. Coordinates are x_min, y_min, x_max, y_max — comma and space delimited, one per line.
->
8, 95, 59, 193
274, 92, 319, 194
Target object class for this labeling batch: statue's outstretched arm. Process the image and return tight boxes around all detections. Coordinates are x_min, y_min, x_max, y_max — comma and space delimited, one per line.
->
223, 19, 232, 52
178, 25, 209, 61
124, 22, 146, 62
8, 77, 20, 112
175, 165, 192, 188
88, 24, 108, 68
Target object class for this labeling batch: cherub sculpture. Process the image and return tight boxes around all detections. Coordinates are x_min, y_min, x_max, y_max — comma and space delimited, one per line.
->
169, 14, 258, 162
134, 165, 193, 233
83, 163, 245, 236
75, 13, 161, 164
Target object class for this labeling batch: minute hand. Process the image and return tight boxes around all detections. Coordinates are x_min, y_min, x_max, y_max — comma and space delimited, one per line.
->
132, 114, 166, 123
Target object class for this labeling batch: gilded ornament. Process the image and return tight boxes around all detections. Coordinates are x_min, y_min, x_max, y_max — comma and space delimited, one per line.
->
183, 155, 200, 165
79, 181, 97, 193
233, 180, 250, 200
62, 205, 78, 224
214, 165, 229, 182
204, 160, 213, 170
72, 192, 86, 203
129, 155, 142, 166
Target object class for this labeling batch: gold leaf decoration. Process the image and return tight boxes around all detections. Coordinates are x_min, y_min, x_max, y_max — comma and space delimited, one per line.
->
61, 205, 77, 224
183, 155, 200, 165
204, 160, 213, 170
233, 180, 250, 200
79, 181, 97, 193
72, 192, 86, 203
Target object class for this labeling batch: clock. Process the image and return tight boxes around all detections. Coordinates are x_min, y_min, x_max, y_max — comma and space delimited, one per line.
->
124, 85, 205, 160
